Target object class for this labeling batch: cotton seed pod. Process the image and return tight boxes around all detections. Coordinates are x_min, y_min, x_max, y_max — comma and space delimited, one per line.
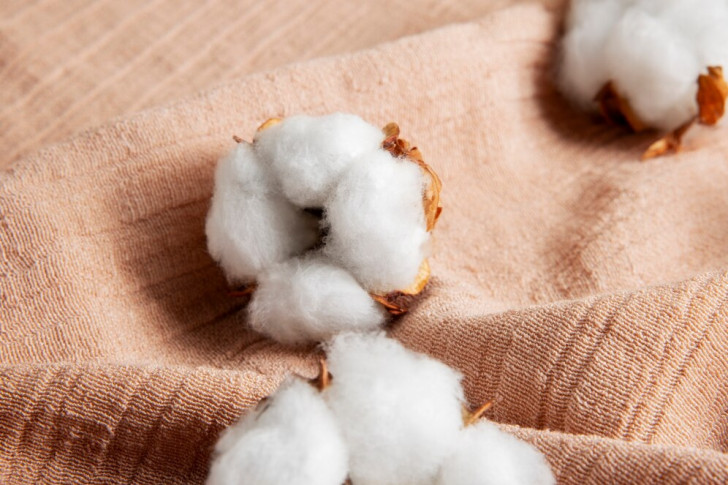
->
206, 113, 444, 344
323, 332, 464, 485
558, 0, 728, 159
206, 378, 348, 485
435, 421, 555, 485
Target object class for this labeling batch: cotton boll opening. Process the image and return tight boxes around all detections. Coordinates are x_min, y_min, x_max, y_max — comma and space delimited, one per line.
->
248, 256, 387, 345
207, 378, 349, 485
254, 113, 385, 208
324, 332, 464, 485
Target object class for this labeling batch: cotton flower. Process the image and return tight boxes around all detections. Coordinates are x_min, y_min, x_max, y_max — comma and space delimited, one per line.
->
558, 0, 728, 131
436, 421, 556, 485
206, 113, 441, 344
324, 332, 464, 485
206, 378, 348, 485
247, 255, 387, 345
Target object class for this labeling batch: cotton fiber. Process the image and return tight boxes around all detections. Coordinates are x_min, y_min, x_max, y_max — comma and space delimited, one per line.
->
254, 113, 385, 207
247, 256, 387, 345
436, 421, 555, 485
324, 332, 464, 485
559, 0, 728, 130
206, 378, 348, 485
323, 149, 429, 293
205, 142, 318, 283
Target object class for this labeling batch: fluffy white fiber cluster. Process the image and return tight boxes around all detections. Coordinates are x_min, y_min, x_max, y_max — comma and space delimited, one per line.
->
558, 0, 728, 130
207, 333, 555, 485
206, 378, 348, 485
206, 113, 429, 344
324, 332, 464, 485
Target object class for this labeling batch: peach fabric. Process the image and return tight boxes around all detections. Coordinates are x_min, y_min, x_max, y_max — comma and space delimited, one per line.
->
2, 1, 728, 484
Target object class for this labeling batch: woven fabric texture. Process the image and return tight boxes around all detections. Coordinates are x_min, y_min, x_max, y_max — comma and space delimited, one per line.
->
2, 1, 727, 483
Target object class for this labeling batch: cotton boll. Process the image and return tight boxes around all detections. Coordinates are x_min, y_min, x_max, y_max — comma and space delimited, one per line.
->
604, 6, 699, 130
436, 421, 555, 485
323, 149, 429, 293
558, 0, 728, 131
325, 332, 464, 485
254, 113, 384, 208
206, 143, 319, 283
247, 256, 387, 344
207, 378, 348, 485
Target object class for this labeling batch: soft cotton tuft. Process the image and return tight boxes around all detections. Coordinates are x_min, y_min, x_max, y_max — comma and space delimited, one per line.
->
324, 332, 463, 485
205, 143, 318, 283
324, 149, 429, 293
206, 378, 348, 485
254, 113, 384, 207
558, 0, 728, 130
247, 256, 387, 345
436, 421, 555, 485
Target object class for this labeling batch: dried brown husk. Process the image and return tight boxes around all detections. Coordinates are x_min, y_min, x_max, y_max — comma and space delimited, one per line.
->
370, 259, 431, 316
641, 117, 695, 160
594, 81, 647, 133
461, 400, 493, 427
308, 358, 333, 392
595, 66, 728, 160
697, 66, 728, 125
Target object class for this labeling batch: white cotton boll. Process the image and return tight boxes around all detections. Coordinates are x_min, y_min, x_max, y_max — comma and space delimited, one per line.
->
436, 421, 555, 485
254, 113, 385, 208
324, 332, 464, 485
247, 256, 387, 344
206, 378, 348, 485
323, 149, 429, 293
604, 7, 699, 130
558, 0, 728, 131
205, 143, 319, 283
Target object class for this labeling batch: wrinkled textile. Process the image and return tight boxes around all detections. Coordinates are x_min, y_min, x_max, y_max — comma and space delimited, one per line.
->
2, 1, 728, 483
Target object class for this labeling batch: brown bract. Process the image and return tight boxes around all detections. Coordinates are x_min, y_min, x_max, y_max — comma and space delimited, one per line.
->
641, 117, 695, 161
462, 400, 494, 427
697, 66, 728, 125
594, 81, 647, 133
308, 358, 333, 391
595, 66, 728, 160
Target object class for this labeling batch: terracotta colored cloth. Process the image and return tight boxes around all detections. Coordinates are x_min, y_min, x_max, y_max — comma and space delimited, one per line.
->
2, 1, 728, 484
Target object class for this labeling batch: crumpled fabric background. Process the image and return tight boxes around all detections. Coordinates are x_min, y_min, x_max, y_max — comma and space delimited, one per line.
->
2, 1, 728, 483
